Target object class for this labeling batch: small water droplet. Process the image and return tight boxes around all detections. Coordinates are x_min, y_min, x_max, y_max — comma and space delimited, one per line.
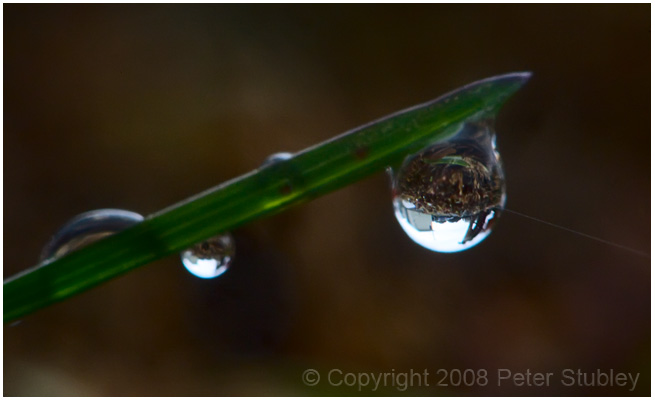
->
392, 121, 506, 253
40, 209, 144, 261
261, 152, 293, 168
181, 233, 235, 279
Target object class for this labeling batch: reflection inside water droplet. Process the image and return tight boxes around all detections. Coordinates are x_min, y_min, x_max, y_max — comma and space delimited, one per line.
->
40, 209, 144, 261
181, 233, 235, 279
392, 120, 506, 253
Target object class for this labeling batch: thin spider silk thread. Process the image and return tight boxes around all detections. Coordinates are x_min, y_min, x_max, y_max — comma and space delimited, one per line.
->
500, 208, 650, 260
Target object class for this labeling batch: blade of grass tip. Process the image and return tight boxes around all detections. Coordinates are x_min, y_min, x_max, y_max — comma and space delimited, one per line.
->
4, 72, 531, 322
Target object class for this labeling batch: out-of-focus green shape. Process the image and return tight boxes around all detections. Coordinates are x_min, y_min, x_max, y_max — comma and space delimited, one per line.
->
4, 72, 531, 322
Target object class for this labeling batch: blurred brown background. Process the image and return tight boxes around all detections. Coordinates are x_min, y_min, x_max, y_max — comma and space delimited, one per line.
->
4, 4, 650, 396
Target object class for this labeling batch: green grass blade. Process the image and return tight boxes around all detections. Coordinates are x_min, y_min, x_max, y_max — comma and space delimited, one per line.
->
4, 72, 531, 322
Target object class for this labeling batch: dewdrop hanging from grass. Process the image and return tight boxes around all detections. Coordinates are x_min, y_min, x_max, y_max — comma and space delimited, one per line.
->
392, 119, 506, 252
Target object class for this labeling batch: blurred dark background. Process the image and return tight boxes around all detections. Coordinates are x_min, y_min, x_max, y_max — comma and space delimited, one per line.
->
4, 4, 650, 396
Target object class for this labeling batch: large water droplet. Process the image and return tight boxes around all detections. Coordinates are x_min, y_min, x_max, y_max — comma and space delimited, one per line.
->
392, 121, 506, 253
40, 209, 144, 261
181, 233, 235, 279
